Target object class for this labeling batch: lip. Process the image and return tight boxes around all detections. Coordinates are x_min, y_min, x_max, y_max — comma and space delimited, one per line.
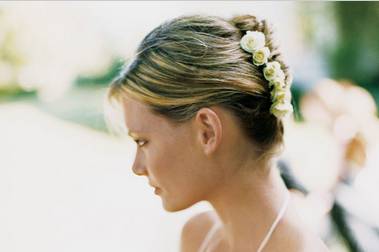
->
149, 182, 158, 188
154, 187, 161, 195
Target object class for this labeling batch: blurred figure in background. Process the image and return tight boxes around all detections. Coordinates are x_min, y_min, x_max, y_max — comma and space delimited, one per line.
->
300, 78, 379, 252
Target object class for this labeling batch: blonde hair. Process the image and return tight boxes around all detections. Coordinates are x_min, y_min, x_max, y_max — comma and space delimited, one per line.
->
107, 14, 292, 161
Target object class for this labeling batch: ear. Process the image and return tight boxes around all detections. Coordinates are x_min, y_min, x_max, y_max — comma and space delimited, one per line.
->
194, 107, 223, 155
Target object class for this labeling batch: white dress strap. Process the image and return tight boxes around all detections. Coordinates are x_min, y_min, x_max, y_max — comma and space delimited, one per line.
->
198, 192, 290, 252
198, 214, 221, 252
256, 192, 291, 252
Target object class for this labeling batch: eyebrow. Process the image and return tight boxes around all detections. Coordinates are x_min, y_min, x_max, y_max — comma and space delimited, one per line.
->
127, 131, 143, 138
128, 131, 136, 138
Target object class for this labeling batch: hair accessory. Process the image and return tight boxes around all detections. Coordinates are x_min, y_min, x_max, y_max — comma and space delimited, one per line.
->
240, 31, 293, 119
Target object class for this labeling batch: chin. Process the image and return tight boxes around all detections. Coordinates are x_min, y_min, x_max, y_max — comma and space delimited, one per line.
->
161, 197, 198, 212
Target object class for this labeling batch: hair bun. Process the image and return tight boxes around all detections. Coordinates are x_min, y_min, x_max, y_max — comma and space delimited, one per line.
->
229, 15, 263, 33
230, 14, 292, 91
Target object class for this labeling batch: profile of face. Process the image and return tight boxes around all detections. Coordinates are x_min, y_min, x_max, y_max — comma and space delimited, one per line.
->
108, 14, 287, 213
122, 95, 228, 212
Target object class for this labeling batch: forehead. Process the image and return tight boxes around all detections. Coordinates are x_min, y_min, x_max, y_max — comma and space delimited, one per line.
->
122, 96, 151, 131
121, 95, 170, 134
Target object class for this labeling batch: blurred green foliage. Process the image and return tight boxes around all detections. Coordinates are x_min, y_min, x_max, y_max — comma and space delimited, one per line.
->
300, 2, 379, 110
291, 83, 305, 122
331, 2, 379, 110
0, 85, 36, 102
0, 8, 33, 100
330, 2, 379, 86
75, 58, 125, 87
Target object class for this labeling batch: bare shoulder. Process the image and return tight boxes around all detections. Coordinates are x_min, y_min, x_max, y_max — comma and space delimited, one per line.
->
269, 228, 330, 252
267, 206, 331, 252
270, 222, 330, 252
180, 210, 218, 252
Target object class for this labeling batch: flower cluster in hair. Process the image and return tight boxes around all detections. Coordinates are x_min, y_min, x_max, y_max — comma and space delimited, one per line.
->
240, 31, 293, 119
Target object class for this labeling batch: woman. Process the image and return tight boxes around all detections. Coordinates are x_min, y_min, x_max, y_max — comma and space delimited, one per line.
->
106, 14, 329, 252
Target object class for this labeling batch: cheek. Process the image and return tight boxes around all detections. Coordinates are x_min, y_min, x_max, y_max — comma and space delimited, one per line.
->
148, 141, 188, 176
148, 134, 200, 184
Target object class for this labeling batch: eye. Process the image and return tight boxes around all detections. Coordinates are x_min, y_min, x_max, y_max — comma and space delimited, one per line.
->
134, 139, 147, 147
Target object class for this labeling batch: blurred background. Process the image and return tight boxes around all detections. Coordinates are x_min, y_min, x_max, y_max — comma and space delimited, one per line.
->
1, 1, 378, 252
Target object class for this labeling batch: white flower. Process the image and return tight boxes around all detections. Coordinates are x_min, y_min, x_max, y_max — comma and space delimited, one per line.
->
240, 31, 266, 53
267, 61, 281, 70
263, 61, 285, 82
270, 99, 293, 119
253, 47, 270, 66
285, 73, 293, 88
268, 78, 286, 89
270, 86, 292, 104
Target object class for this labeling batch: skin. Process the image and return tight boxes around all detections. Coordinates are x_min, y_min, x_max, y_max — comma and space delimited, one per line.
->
122, 95, 329, 252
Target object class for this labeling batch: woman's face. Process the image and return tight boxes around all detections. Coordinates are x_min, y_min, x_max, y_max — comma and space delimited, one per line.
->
122, 96, 215, 212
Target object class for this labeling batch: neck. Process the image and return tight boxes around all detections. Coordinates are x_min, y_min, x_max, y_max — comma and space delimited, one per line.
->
206, 161, 289, 251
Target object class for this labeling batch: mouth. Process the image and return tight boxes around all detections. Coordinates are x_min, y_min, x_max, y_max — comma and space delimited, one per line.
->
149, 182, 161, 195
154, 187, 162, 195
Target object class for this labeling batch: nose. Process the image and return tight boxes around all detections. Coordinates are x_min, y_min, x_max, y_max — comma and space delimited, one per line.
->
131, 152, 147, 176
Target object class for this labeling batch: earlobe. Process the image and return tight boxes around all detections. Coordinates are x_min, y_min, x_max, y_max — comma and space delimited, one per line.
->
195, 107, 223, 155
